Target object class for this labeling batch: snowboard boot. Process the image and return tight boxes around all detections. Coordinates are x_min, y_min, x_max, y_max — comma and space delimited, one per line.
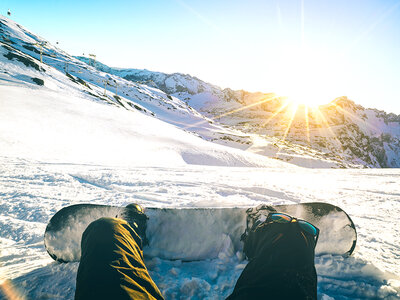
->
119, 203, 149, 246
241, 204, 277, 242
240, 204, 278, 259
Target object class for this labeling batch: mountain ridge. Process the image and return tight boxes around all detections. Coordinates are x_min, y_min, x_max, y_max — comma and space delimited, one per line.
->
76, 56, 400, 168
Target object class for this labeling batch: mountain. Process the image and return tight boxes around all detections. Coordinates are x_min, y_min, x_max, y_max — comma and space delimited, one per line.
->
79, 58, 400, 168
0, 15, 289, 169
2, 13, 399, 168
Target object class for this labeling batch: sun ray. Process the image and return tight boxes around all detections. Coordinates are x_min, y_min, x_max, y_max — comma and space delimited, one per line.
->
304, 105, 311, 144
260, 100, 291, 129
281, 104, 299, 143
215, 95, 281, 120
345, 1, 400, 53
182, 95, 281, 131
332, 103, 380, 132
173, 0, 225, 35
301, 0, 305, 49
276, 103, 299, 156
314, 108, 344, 151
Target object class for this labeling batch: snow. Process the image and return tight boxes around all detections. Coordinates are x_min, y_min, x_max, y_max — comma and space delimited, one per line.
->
1, 78, 399, 300
0, 14, 399, 300
0, 83, 291, 169
1, 161, 400, 299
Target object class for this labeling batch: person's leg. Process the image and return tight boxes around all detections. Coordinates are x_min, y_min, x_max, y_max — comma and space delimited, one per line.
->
75, 217, 164, 300
227, 221, 317, 300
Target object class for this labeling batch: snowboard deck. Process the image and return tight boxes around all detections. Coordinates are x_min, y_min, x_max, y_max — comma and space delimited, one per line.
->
44, 202, 357, 263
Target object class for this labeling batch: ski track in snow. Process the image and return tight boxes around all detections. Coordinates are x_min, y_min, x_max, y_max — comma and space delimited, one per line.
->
1, 158, 399, 299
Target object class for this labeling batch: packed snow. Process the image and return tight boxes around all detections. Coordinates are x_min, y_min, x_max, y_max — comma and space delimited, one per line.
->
0, 14, 399, 300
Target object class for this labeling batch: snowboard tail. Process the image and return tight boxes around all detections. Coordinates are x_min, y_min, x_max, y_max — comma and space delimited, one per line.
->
44, 202, 357, 263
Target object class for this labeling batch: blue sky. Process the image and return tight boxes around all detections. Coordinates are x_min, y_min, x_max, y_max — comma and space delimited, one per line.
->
1, 0, 400, 113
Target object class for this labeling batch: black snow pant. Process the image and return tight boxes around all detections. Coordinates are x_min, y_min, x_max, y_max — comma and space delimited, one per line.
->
227, 221, 318, 300
75, 218, 317, 300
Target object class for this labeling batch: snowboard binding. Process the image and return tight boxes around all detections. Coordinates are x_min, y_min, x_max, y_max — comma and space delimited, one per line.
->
240, 204, 277, 243
119, 204, 149, 246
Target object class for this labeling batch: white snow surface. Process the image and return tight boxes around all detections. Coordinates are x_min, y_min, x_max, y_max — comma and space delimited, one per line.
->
0, 85, 285, 169
1, 160, 400, 299
0, 14, 399, 300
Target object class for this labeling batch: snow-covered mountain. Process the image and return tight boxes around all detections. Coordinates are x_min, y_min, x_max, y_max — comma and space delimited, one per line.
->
0, 15, 291, 169
3, 10, 399, 169
83, 59, 400, 168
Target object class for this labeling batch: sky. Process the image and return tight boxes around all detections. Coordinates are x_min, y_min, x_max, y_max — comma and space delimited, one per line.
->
1, 0, 400, 113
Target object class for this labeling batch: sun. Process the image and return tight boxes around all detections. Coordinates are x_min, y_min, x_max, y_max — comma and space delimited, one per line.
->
278, 84, 329, 108
271, 48, 341, 108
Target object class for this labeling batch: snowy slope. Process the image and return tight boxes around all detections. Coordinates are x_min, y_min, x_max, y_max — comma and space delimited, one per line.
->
0, 84, 287, 168
1, 14, 400, 300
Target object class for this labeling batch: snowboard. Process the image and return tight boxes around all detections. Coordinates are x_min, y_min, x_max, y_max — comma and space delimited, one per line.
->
44, 202, 357, 263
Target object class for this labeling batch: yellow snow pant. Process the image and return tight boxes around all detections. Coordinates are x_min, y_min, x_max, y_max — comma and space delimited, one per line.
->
75, 217, 164, 300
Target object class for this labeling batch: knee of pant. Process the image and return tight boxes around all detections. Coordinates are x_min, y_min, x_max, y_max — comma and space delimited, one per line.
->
81, 218, 126, 247
85, 217, 126, 234
93, 217, 127, 226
